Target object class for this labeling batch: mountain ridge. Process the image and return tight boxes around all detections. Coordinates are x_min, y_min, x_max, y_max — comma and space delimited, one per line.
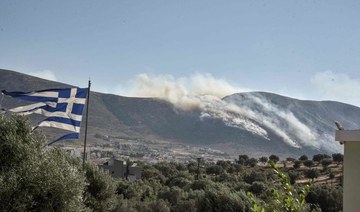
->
1, 69, 357, 157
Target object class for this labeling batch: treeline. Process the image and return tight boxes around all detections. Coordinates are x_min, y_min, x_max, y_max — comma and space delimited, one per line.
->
0, 115, 342, 211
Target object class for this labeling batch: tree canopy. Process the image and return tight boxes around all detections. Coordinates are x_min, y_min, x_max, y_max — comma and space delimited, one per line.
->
0, 115, 117, 211
0, 114, 343, 211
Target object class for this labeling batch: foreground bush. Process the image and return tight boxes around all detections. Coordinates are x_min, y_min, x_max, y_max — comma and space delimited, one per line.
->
0, 115, 117, 211
306, 185, 343, 212
0, 115, 86, 211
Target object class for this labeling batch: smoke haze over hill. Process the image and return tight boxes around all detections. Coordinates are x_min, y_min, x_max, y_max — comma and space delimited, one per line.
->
2, 69, 358, 156
117, 73, 325, 151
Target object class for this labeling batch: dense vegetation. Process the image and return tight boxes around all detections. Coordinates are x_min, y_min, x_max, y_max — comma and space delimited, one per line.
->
0, 114, 343, 211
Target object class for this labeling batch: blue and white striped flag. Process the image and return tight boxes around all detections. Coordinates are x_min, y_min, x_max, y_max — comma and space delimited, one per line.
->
1, 87, 88, 143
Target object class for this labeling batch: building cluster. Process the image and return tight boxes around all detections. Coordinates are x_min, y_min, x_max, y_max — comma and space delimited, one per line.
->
98, 158, 142, 181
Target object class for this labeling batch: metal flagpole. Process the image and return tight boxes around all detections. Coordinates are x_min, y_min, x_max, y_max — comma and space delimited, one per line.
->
83, 80, 91, 169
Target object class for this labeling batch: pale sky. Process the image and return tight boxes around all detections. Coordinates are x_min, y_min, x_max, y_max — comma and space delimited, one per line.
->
1, 0, 360, 106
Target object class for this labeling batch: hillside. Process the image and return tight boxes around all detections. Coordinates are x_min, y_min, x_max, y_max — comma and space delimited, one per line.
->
222, 92, 360, 154
1, 69, 358, 157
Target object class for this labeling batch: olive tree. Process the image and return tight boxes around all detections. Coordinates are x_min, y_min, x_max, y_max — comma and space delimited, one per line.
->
259, 156, 268, 165
0, 115, 86, 211
269, 155, 280, 163
0, 114, 118, 211
332, 153, 344, 164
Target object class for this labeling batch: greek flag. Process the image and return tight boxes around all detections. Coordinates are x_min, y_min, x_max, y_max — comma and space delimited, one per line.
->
1, 87, 88, 144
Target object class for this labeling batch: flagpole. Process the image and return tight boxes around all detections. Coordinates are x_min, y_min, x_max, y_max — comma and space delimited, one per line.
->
83, 80, 91, 169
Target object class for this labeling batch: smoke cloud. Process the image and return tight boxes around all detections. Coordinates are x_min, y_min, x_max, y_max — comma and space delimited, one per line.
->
127, 73, 249, 110
130, 73, 246, 99
234, 94, 318, 148
118, 72, 333, 150
27, 70, 57, 81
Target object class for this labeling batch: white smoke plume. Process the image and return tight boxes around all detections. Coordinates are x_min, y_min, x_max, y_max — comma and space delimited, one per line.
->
123, 73, 325, 149
130, 73, 244, 99
27, 70, 57, 81
128, 73, 249, 110
236, 94, 318, 148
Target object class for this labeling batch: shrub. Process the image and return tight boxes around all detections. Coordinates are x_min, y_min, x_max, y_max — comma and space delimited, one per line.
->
293, 160, 301, 169
247, 158, 258, 167
306, 185, 343, 212
321, 159, 332, 170
259, 156, 268, 165
206, 165, 223, 175
243, 171, 267, 184
288, 170, 300, 185
248, 181, 267, 196
332, 153, 344, 164
303, 160, 314, 168
312, 154, 324, 163
269, 155, 280, 163
83, 162, 117, 211
197, 186, 252, 212
158, 186, 184, 205
167, 176, 192, 189
299, 155, 308, 161
304, 169, 320, 181
238, 155, 249, 165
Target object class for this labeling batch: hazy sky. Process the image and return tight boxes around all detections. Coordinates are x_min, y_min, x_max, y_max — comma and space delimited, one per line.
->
1, 0, 360, 106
